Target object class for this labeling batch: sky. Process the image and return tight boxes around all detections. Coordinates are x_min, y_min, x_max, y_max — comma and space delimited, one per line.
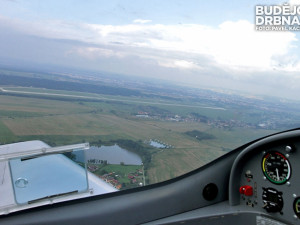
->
1, 0, 300, 100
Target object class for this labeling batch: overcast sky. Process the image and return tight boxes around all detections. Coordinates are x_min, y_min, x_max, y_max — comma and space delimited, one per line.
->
1, 0, 300, 100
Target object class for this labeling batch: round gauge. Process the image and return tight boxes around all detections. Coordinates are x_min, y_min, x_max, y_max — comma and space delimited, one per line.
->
262, 187, 283, 213
262, 151, 291, 184
294, 197, 300, 218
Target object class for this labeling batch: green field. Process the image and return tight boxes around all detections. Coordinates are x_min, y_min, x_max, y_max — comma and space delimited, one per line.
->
0, 87, 281, 184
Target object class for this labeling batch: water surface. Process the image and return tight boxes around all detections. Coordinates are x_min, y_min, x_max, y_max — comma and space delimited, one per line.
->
76, 144, 142, 165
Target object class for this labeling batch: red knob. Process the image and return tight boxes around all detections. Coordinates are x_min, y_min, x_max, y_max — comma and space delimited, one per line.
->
239, 185, 253, 196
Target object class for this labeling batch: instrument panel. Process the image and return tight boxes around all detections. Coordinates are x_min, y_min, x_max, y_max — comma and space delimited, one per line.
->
229, 130, 300, 224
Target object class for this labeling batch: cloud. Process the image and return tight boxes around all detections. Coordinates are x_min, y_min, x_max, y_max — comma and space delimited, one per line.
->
133, 19, 152, 24
83, 20, 298, 73
70, 47, 127, 59
289, 0, 300, 5
1, 14, 300, 99
1, 14, 298, 73
158, 59, 202, 70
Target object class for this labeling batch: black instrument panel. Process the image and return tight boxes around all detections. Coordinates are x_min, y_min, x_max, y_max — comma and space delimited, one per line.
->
229, 130, 300, 224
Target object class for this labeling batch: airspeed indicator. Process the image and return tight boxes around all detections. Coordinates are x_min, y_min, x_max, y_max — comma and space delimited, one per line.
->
262, 151, 291, 185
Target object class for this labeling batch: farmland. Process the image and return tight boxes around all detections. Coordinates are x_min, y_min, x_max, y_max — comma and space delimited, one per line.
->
1, 70, 299, 185
0, 86, 281, 185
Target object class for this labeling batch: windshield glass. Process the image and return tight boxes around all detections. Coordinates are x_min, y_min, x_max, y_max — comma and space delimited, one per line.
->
1, 0, 300, 213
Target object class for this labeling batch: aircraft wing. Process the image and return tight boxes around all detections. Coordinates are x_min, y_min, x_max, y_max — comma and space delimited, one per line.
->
0, 141, 117, 215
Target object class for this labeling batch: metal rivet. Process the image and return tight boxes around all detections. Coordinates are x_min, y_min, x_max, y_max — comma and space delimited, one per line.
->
294, 215, 298, 219
293, 194, 297, 198
286, 146, 293, 152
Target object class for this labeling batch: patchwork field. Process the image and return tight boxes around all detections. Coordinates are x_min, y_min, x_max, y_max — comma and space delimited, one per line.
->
0, 88, 280, 184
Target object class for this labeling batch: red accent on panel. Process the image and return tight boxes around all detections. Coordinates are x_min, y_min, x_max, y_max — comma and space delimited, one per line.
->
239, 185, 253, 196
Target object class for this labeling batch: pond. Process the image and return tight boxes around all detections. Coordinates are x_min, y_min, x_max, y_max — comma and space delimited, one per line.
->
75, 144, 142, 165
